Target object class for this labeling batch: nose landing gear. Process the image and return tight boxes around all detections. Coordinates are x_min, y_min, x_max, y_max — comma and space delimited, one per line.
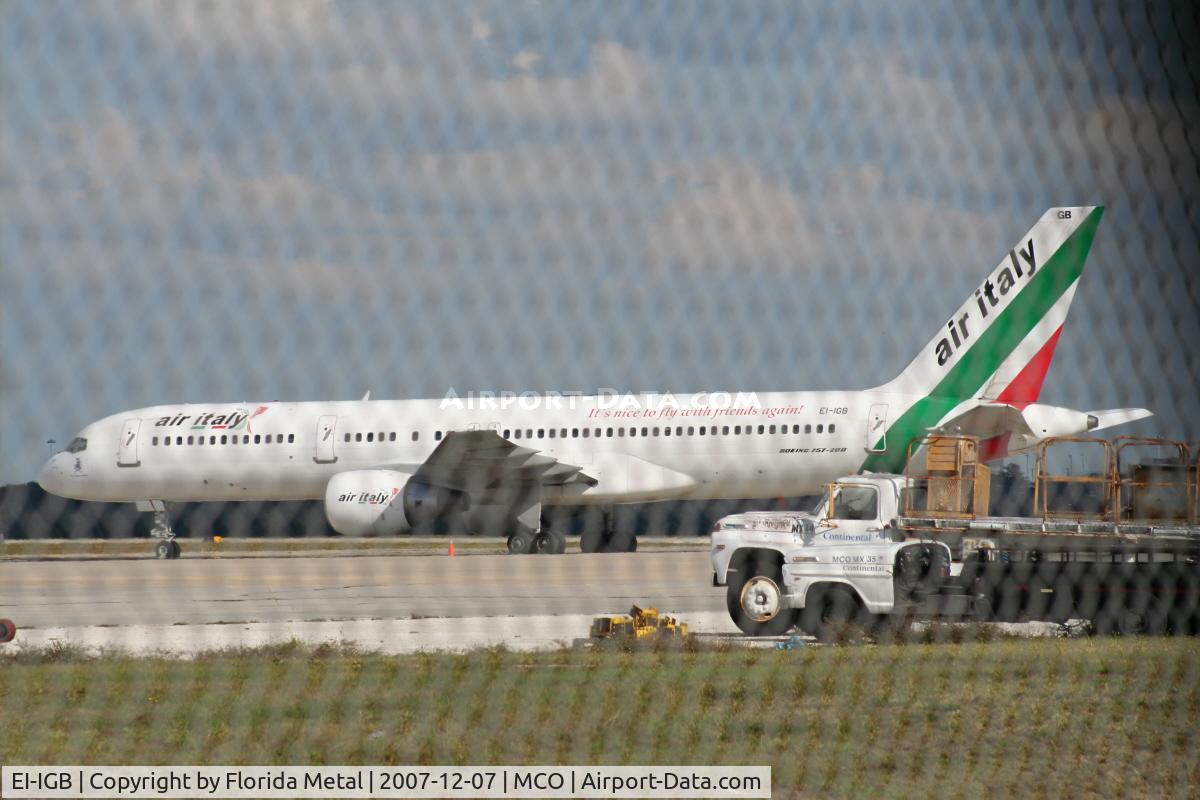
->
149, 507, 182, 559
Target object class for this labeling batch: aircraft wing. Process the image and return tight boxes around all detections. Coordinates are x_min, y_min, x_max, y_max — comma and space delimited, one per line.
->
380, 429, 598, 493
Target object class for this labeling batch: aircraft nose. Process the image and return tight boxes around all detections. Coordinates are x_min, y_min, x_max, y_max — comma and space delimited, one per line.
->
37, 455, 66, 495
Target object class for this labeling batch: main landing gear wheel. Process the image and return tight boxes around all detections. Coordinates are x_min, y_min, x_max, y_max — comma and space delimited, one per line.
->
0, 619, 15, 643
533, 531, 567, 554
155, 540, 182, 560
580, 528, 604, 553
507, 530, 535, 555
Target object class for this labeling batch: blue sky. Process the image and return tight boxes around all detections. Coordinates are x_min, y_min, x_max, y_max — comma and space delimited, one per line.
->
1, 0, 1197, 484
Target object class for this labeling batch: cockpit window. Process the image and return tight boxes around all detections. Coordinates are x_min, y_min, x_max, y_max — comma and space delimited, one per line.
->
65, 437, 88, 453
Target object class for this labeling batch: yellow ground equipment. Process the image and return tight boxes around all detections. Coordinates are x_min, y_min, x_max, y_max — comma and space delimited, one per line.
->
590, 605, 688, 640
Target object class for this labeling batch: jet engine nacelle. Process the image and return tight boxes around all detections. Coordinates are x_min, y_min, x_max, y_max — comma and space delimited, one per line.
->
324, 470, 464, 536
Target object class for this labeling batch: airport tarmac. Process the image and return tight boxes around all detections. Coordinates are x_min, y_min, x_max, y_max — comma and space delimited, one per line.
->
0, 550, 736, 654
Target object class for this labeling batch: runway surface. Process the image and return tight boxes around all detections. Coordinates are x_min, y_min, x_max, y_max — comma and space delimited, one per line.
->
0, 550, 736, 653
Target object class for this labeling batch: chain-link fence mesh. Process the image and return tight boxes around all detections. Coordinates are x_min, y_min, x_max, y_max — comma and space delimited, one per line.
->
1, 1, 1198, 796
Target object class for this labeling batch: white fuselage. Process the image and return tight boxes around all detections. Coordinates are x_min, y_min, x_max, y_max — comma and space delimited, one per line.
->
38, 391, 897, 505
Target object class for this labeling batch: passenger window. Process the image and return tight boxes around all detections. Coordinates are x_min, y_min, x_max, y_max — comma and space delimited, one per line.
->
412, 432, 419, 442
722, 426, 729, 435
264, 435, 272, 444
676, 427, 684, 436
699, 426, 706, 435
221, 435, 228, 445
582, 429, 590, 438
757, 425, 765, 434
618, 428, 625, 437
243, 435, 250, 444
561, 428, 568, 438
378, 432, 384, 442
254, 434, 261, 444
769, 425, 776, 434
829, 424, 836, 433
817, 424, 824, 434
607, 428, 614, 437
503, 429, 511, 439
163, 437, 170, 447
687, 427, 694, 436
664, 427, 672, 436
549, 429, 556, 438
572, 428, 579, 438
514, 429, 522, 439
389, 432, 396, 442
653, 427, 660, 436
152, 436, 159, 446
526, 429, 533, 438
289, 434, 295, 443
344, 433, 351, 442
367, 432, 374, 442
734, 426, 741, 434
435, 431, 443, 441
538, 429, 545, 439
805, 424, 812, 434
641, 427, 648, 437
832, 486, 878, 521
187, 436, 194, 445
210, 435, 217, 444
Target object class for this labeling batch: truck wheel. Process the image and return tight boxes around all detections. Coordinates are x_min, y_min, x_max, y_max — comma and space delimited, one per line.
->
727, 559, 797, 636
871, 611, 913, 644
0, 618, 15, 643
1115, 589, 1168, 637
801, 585, 865, 643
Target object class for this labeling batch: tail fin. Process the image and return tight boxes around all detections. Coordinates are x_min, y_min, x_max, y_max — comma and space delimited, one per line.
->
861, 207, 1104, 472
881, 206, 1103, 403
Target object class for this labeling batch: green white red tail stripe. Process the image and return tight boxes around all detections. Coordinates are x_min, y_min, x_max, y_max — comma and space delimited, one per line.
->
862, 206, 1104, 473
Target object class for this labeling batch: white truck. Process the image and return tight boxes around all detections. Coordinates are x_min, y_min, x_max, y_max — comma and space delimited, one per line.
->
711, 436, 1200, 641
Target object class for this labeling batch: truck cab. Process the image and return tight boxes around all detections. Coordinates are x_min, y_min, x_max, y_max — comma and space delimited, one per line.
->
711, 474, 951, 639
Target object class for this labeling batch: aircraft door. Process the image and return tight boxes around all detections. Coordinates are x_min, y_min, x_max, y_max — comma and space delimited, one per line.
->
118, 419, 141, 467
315, 415, 338, 463
865, 403, 889, 452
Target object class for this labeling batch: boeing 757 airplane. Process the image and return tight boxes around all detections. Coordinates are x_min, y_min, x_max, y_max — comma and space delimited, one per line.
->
39, 207, 1150, 557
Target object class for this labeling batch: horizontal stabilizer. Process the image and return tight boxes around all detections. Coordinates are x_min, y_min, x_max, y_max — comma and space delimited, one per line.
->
930, 402, 1155, 460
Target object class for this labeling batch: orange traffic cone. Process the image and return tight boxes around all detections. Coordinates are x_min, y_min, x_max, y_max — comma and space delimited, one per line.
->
448, 540, 456, 557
